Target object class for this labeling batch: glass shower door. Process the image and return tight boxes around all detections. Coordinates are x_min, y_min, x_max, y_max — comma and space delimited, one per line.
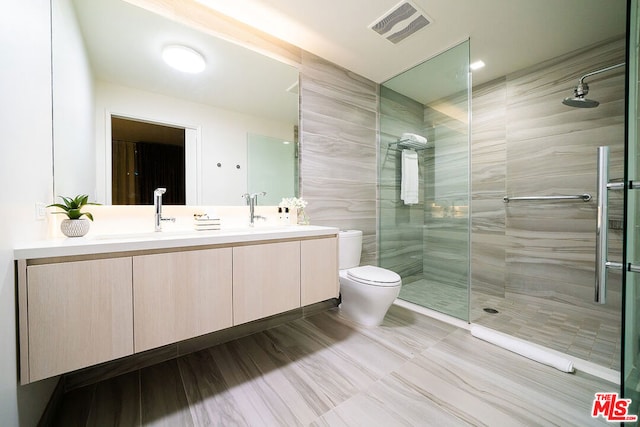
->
624, 0, 640, 417
378, 40, 471, 321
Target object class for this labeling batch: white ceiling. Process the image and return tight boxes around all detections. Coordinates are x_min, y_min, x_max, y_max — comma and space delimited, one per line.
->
67, 0, 626, 123
197, 0, 627, 85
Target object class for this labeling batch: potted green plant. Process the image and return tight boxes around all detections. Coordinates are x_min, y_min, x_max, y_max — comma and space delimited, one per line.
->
48, 195, 99, 237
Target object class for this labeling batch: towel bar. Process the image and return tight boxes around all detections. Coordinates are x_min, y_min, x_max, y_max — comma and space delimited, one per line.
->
502, 193, 592, 203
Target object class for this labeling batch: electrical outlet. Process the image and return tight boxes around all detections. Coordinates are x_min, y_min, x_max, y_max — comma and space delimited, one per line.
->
35, 202, 47, 220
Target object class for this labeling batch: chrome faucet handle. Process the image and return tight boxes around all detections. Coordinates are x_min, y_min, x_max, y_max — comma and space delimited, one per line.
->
242, 191, 267, 198
252, 191, 266, 205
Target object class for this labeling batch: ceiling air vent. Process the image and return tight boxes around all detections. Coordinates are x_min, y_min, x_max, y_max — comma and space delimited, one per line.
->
370, 1, 431, 44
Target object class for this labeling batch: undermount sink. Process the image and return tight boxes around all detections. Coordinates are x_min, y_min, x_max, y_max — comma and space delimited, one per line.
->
90, 229, 201, 240
90, 225, 299, 241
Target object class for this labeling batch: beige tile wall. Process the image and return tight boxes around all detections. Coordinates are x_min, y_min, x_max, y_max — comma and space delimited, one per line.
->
471, 77, 507, 298
299, 52, 379, 265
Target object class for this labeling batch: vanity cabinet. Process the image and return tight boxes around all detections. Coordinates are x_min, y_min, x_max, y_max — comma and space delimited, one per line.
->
16, 227, 338, 384
133, 248, 233, 352
25, 257, 133, 382
233, 241, 301, 324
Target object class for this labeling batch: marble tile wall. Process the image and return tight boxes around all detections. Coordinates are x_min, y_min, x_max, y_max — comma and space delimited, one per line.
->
471, 78, 507, 299
470, 36, 625, 333
299, 52, 379, 265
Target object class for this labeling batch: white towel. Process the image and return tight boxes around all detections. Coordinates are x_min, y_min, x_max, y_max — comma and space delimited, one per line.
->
401, 133, 427, 145
401, 149, 419, 205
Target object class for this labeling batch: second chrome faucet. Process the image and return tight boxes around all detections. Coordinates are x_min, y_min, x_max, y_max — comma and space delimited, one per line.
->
154, 187, 176, 232
243, 191, 266, 226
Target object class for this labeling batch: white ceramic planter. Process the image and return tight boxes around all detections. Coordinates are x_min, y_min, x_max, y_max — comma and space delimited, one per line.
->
60, 218, 90, 237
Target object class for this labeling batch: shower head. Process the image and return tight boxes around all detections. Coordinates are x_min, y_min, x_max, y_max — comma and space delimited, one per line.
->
562, 62, 625, 108
562, 82, 599, 108
562, 97, 600, 108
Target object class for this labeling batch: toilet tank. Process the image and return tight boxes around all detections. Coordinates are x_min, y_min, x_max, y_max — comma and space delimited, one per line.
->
339, 230, 363, 270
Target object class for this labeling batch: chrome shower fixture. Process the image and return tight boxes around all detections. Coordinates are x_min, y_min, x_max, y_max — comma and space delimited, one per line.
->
562, 62, 625, 108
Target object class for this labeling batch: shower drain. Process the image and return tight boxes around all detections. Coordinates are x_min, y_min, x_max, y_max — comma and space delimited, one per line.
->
483, 308, 499, 314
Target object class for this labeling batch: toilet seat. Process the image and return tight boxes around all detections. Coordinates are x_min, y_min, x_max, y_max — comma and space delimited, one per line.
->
346, 266, 401, 287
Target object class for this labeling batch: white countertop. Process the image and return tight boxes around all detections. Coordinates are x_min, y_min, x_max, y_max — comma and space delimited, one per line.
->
14, 225, 339, 260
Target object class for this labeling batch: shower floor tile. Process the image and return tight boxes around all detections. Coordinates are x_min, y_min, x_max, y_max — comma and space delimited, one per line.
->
399, 278, 620, 371
399, 278, 469, 320
472, 293, 621, 371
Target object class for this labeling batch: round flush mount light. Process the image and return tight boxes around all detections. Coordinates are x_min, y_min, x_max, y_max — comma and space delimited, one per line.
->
162, 45, 205, 74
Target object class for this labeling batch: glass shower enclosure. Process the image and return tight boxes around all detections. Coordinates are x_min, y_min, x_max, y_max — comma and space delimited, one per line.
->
624, 0, 640, 414
378, 41, 471, 321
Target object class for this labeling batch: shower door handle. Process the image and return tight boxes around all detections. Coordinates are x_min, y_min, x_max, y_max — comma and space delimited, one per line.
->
595, 146, 624, 304
629, 263, 640, 274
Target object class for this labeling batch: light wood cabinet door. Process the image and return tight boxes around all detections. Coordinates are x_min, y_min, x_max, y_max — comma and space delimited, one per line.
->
301, 237, 339, 305
233, 241, 301, 325
27, 257, 133, 382
133, 248, 233, 353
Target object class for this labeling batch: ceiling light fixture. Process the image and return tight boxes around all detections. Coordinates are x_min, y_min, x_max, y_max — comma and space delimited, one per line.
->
162, 45, 206, 74
470, 60, 486, 71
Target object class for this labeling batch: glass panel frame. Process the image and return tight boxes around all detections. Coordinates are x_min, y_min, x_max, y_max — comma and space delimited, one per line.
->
623, 0, 640, 413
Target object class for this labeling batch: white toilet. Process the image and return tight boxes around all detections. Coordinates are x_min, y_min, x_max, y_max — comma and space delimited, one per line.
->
338, 230, 402, 326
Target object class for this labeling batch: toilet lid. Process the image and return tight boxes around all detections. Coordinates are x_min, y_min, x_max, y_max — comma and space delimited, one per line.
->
347, 266, 401, 287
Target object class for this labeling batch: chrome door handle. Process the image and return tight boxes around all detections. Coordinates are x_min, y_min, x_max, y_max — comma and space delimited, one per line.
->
595, 146, 624, 304
629, 264, 640, 274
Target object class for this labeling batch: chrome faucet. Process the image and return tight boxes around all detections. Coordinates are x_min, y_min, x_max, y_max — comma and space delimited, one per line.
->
154, 187, 175, 232
242, 191, 267, 226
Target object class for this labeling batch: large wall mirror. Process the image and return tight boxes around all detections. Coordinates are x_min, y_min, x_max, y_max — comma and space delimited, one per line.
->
52, 0, 299, 205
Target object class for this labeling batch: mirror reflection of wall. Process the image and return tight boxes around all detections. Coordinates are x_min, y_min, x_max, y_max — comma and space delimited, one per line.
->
52, 0, 299, 206
247, 133, 298, 206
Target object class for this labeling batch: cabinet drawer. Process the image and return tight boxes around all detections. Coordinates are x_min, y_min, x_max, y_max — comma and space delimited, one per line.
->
233, 241, 301, 325
301, 237, 339, 305
133, 248, 233, 352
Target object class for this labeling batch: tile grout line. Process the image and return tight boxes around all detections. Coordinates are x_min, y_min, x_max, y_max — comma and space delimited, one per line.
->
137, 369, 142, 427
174, 355, 197, 426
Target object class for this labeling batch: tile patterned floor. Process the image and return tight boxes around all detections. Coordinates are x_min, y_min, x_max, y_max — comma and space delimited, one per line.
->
51, 305, 617, 426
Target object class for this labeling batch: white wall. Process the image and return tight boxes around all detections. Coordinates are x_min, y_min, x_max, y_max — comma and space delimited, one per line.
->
0, 0, 59, 425
94, 81, 294, 205
51, 0, 95, 199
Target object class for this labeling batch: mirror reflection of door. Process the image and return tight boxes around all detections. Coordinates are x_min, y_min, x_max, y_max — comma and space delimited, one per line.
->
247, 133, 297, 205
111, 116, 186, 205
